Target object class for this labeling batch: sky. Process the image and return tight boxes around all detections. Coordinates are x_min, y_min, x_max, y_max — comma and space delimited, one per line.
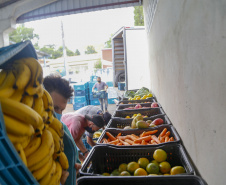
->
24, 7, 134, 54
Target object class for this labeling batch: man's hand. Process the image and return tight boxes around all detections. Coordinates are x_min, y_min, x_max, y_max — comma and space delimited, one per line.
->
60, 170, 69, 185
75, 163, 82, 176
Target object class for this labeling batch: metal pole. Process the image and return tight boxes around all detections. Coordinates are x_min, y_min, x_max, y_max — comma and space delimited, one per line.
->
61, 20, 67, 76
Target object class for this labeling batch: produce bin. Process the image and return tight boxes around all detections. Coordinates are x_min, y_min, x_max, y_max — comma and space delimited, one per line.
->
80, 143, 195, 176
117, 98, 156, 105
122, 89, 157, 101
77, 175, 207, 185
112, 107, 165, 118
106, 114, 172, 129
116, 102, 161, 110
97, 124, 181, 146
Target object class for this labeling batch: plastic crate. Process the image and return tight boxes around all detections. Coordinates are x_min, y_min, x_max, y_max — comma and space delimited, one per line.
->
106, 81, 113, 87
90, 91, 107, 100
118, 82, 126, 91
108, 98, 117, 104
74, 90, 86, 96
82, 139, 92, 150
79, 143, 195, 176
73, 83, 86, 91
112, 107, 165, 118
97, 124, 181, 146
74, 96, 87, 103
77, 175, 207, 185
73, 102, 87, 110
0, 106, 38, 185
117, 98, 156, 106
90, 100, 100, 105
106, 114, 172, 129
88, 82, 96, 89
116, 102, 160, 110
90, 75, 98, 82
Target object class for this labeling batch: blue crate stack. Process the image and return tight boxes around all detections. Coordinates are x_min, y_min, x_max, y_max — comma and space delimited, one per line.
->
73, 82, 88, 110
87, 78, 100, 106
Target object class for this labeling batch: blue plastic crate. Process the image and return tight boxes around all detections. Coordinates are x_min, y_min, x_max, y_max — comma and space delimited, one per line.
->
90, 100, 100, 105
74, 96, 86, 103
74, 90, 86, 96
108, 98, 117, 104
82, 139, 92, 150
0, 106, 38, 185
89, 91, 107, 100
88, 82, 96, 89
106, 81, 113, 87
73, 83, 86, 91
90, 75, 98, 82
68, 96, 74, 104
73, 102, 87, 110
118, 82, 126, 91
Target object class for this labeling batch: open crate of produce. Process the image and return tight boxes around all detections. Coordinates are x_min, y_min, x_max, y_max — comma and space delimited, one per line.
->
122, 88, 157, 101
112, 107, 165, 118
80, 143, 195, 176
117, 98, 156, 105
116, 102, 161, 110
97, 124, 181, 147
77, 175, 207, 185
106, 114, 172, 129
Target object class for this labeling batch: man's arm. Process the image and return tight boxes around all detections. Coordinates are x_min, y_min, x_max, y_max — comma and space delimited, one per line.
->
105, 84, 108, 91
92, 83, 96, 92
74, 137, 88, 154
87, 136, 96, 147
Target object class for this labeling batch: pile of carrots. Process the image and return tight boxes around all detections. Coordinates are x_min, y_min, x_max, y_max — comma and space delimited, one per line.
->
101, 128, 174, 146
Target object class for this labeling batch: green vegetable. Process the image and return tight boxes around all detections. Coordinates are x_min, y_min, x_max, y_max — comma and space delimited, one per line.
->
124, 90, 135, 98
134, 87, 150, 97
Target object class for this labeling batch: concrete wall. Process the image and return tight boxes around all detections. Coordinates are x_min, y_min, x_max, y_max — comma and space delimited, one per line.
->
143, 0, 226, 184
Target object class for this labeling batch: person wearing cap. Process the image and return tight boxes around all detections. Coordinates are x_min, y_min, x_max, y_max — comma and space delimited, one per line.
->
61, 113, 105, 160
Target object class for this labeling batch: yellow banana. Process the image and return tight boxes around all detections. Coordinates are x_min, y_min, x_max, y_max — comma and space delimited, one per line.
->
12, 62, 31, 90
21, 136, 31, 149
10, 89, 24, 102
34, 115, 45, 137
42, 89, 53, 112
33, 97, 44, 116
39, 160, 56, 185
0, 98, 42, 129
14, 143, 27, 166
46, 110, 54, 124
33, 61, 43, 88
59, 152, 69, 170
28, 144, 54, 172
27, 129, 54, 167
47, 127, 62, 153
0, 70, 16, 98
7, 133, 29, 144
0, 70, 8, 85
34, 85, 44, 99
41, 111, 48, 123
49, 117, 64, 138
32, 157, 53, 181
21, 95, 34, 108
48, 161, 62, 185
24, 136, 41, 157
3, 114, 35, 136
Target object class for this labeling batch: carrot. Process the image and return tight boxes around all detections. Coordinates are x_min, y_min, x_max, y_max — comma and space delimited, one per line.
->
151, 140, 155, 144
160, 137, 165, 143
152, 141, 158, 145
126, 135, 137, 141
151, 135, 161, 144
142, 130, 158, 136
119, 139, 130, 146
116, 133, 122, 137
102, 138, 108, 143
106, 132, 116, 141
125, 139, 134, 145
109, 139, 119, 145
169, 137, 174, 141
141, 140, 147, 145
165, 136, 169, 142
107, 138, 111, 142
159, 128, 167, 137
116, 143, 122, 146
131, 134, 139, 139
117, 136, 127, 140
134, 135, 152, 143
140, 131, 146, 137
165, 131, 171, 137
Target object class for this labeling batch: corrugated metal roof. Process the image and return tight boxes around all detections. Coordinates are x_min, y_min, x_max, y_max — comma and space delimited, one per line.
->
17, 0, 141, 23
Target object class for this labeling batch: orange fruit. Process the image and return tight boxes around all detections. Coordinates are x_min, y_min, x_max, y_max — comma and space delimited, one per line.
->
110, 169, 120, 176
170, 166, 185, 175
134, 168, 148, 176
151, 160, 159, 166
153, 149, 167, 162
127, 161, 140, 174
146, 163, 159, 174
118, 163, 128, 173
159, 161, 171, 174
120, 171, 131, 176
102, 172, 110, 176
138, 158, 149, 169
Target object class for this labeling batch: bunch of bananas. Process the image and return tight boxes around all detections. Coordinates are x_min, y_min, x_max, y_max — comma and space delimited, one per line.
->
93, 131, 102, 139
0, 58, 69, 185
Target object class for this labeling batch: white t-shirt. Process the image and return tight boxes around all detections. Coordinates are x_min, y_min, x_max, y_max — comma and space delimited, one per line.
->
75, 105, 102, 116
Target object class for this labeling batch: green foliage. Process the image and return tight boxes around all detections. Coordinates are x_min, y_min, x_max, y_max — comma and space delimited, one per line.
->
75, 49, 80, 56
134, 6, 144, 26
9, 24, 39, 43
105, 34, 113, 48
94, 59, 102, 69
85, 45, 97, 54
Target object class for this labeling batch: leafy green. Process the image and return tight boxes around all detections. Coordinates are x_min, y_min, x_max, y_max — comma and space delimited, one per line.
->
124, 90, 135, 98
134, 87, 150, 97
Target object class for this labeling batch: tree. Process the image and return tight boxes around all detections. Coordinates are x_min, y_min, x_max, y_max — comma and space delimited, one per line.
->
134, 6, 144, 26
75, 49, 80, 56
9, 24, 39, 43
85, 45, 97, 54
105, 34, 113, 48
58, 46, 75, 57
94, 59, 102, 73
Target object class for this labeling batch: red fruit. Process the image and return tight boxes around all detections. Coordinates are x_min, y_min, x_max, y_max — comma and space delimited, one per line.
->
152, 118, 164, 125
151, 102, 159, 108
